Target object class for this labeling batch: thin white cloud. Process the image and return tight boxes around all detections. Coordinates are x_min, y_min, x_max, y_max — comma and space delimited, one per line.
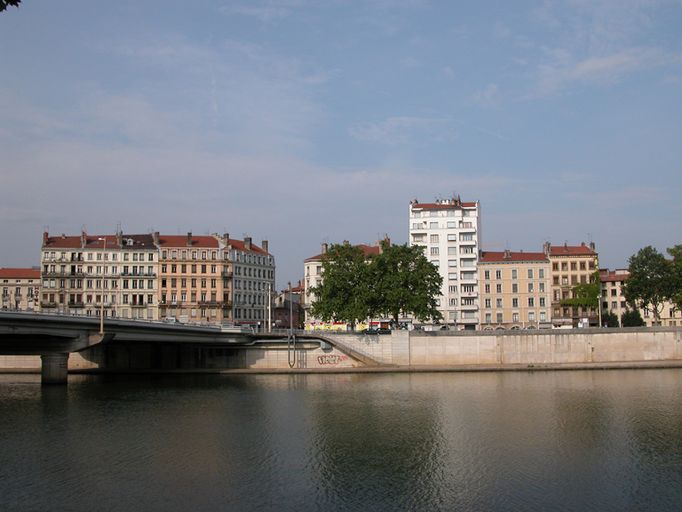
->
470, 83, 500, 107
349, 116, 458, 145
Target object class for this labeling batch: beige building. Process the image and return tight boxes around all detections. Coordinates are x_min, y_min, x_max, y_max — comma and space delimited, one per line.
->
157, 233, 227, 324
1, 268, 41, 312
40, 231, 159, 320
600, 268, 681, 327
545, 242, 599, 327
478, 250, 551, 330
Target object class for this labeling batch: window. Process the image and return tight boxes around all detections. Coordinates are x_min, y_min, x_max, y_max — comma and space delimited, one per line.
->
430, 247, 439, 256
528, 297, 535, 307
496, 298, 502, 308
447, 247, 457, 255
540, 297, 546, 307
512, 298, 518, 307
511, 269, 517, 280
484, 284, 490, 293
485, 298, 491, 308
447, 234, 457, 242
495, 270, 502, 279
430, 234, 439, 243
540, 311, 546, 321
512, 283, 518, 293
446, 221, 456, 228
496, 313, 503, 323
512, 312, 519, 322
496, 284, 502, 293
539, 282, 545, 292
429, 222, 438, 229
528, 311, 535, 322
528, 283, 534, 293
484, 270, 490, 280
448, 260, 457, 267
539, 268, 544, 279
448, 273, 457, 280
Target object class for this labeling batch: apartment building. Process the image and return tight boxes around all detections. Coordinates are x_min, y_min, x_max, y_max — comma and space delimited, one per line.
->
600, 268, 681, 327
40, 231, 159, 320
0, 268, 41, 312
545, 242, 598, 327
157, 232, 226, 324
227, 236, 275, 327
408, 197, 480, 329
478, 250, 551, 329
303, 242, 382, 329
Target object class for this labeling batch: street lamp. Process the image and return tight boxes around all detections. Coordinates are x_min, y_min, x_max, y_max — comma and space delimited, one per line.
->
97, 237, 106, 335
597, 293, 602, 328
288, 281, 293, 335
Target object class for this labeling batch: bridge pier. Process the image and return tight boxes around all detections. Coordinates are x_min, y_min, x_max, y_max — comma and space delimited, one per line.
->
40, 353, 69, 385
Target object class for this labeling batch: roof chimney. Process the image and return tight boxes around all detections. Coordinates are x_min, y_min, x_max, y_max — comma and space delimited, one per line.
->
321, 242, 328, 254
42, 231, 49, 246
116, 230, 123, 247
244, 237, 252, 251
261, 240, 269, 254
187, 232, 192, 246
589, 241, 596, 251
81, 230, 87, 248
504, 249, 511, 260
223, 233, 230, 244
152, 231, 160, 245
543, 241, 551, 255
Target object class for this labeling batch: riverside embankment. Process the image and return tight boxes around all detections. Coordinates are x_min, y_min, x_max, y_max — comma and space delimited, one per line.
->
1, 326, 681, 374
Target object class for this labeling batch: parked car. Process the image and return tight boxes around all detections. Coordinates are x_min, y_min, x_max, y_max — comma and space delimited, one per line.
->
362, 327, 391, 335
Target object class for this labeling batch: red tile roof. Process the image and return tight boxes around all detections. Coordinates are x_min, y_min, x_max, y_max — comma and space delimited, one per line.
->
411, 201, 477, 210
0, 268, 41, 279
479, 251, 548, 263
43, 234, 156, 249
305, 244, 381, 262
157, 235, 219, 248
227, 239, 269, 255
549, 244, 596, 256
600, 269, 629, 282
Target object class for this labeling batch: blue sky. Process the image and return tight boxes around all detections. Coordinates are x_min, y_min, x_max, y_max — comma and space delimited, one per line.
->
1, 0, 681, 288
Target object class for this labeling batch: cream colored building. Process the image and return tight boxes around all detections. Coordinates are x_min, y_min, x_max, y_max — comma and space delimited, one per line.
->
478, 250, 551, 330
0, 268, 41, 312
545, 242, 599, 327
600, 268, 681, 327
409, 196, 481, 329
40, 231, 159, 320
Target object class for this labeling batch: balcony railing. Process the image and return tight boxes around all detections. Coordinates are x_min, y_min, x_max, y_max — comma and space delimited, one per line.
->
40, 302, 57, 308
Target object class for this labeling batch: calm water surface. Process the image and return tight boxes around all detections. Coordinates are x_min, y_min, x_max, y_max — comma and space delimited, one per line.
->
2, 370, 682, 511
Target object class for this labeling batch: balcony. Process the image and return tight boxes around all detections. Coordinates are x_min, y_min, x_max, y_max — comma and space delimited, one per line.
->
41, 302, 57, 308
459, 316, 479, 323
222, 270, 233, 277
68, 302, 85, 308
131, 303, 147, 308
460, 303, 479, 311
458, 238, 476, 245
199, 300, 222, 307
460, 291, 478, 298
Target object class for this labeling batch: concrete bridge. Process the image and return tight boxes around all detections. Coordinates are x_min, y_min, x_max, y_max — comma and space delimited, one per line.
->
0, 312, 380, 383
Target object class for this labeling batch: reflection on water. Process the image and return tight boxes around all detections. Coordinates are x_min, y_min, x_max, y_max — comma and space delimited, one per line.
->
2, 370, 682, 511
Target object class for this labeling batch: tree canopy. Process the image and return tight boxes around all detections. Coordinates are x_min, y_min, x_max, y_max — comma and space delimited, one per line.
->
667, 245, 682, 314
310, 241, 443, 327
0, 1, 21, 13
623, 246, 674, 321
561, 271, 600, 309
369, 241, 443, 324
621, 309, 645, 327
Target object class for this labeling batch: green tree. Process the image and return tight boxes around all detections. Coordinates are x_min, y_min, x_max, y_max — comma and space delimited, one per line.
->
667, 245, 682, 314
601, 311, 619, 328
0, 1, 21, 13
310, 243, 372, 328
561, 271, 600, 309
623, 246, 674, 323
621, 309, 645, 327
370, 241, 443, 324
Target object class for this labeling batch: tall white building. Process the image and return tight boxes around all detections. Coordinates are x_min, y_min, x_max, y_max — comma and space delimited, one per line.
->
408, 197, 481, 329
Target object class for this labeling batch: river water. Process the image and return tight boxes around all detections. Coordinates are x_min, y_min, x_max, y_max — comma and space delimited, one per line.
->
2, 370, 682, 511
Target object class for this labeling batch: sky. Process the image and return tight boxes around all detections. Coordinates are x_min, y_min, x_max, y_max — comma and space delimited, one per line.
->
1, 0, 681, 289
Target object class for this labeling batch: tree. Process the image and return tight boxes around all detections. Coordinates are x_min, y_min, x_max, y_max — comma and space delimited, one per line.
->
601, 311, 620, 328
370, 241, 443, 324
667, 245, 682, 314
310, 243, 372, 328
621, 309, 645, 327
623, 246, 674, 323
561, 271, 600, 311
0, 1, 21, 13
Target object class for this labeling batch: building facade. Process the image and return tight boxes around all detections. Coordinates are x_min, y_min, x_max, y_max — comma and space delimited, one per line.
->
478, 250, 552, 330
408, 197, 481, 329
545, 242, 599, 327
600, 268, 681, 327
40, 231, 159, 320
0, 268, 41, 312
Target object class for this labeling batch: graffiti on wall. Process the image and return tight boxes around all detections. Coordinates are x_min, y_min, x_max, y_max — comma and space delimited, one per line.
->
317, 354, 349, 365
